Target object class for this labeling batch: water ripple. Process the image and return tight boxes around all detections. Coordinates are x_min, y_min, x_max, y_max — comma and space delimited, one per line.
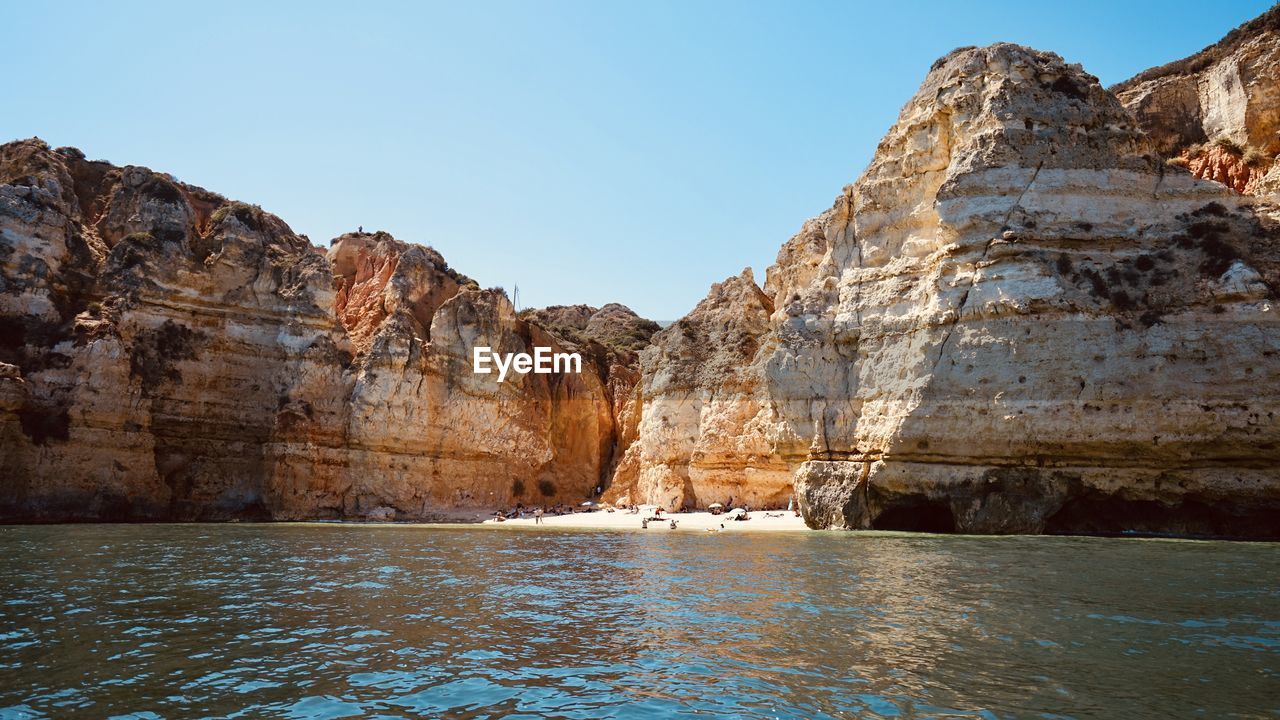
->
0, 526, 1276, 718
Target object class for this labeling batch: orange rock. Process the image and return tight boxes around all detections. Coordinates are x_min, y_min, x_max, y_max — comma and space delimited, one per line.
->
0, 139, 651, 521
1184, 145, 1269, 194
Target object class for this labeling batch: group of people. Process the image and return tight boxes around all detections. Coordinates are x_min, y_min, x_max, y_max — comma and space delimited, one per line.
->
641, 515, 678, 530
490, 496, 800, 526
491, 503, 579, 523
715, 495, 801, 517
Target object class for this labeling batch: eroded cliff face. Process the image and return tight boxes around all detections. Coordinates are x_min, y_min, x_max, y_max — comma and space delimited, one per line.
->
619, 41, 1280, 536
781, 44, 1280, 537
602, 270, 796, 511
0, 140, 639, 521
1114, 6, 1280, 195
1173, 143, 1272, 194
520, 302, 660, 422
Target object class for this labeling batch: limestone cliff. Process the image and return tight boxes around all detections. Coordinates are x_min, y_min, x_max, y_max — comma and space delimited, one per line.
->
0, 140, 644, 521
602, 269, 795, 511
520, 303, 661, 489
619, 42, 1280, 537
520, 302, 660, 421
782, 43, 1279, 538
1114, 6, 1279, 194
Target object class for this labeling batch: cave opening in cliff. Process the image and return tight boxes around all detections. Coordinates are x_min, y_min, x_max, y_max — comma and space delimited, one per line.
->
871, 499, 957, 533
1043, 495, 1280, 540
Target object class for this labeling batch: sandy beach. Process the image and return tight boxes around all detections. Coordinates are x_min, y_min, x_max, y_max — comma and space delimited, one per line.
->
484, 509, 810, 533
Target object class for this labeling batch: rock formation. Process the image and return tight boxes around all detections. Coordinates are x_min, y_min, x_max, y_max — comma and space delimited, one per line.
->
519, 303, 661, 487
0, 140, 649, 521
602, 269, 795, 511
617, 39, 1280, 538
1114, 6, 1279, 195
5, 7, 1280, 538
781, 43, 1280, 538
1170, 141, 1272, 195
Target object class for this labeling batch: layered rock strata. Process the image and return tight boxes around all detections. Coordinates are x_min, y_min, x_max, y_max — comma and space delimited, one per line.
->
0, 140, 642, 521
620, 42, 1280, 537
6, 9, 1280, 537
602, 270, 795, 510
786, 45, 1280, 537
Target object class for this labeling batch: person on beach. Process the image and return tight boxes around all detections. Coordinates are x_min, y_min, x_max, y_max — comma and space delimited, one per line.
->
534, 507, 544, 524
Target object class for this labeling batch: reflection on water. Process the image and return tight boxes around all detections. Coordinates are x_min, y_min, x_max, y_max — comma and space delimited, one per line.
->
0, 525, 1276, 718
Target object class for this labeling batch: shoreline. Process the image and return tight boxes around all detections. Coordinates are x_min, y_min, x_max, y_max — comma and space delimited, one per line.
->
481, 509, 809, 533
2, 519, 1275, 542
0, 509, 811, 533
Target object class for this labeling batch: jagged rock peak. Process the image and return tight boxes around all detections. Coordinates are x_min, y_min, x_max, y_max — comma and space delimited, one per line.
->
773, 40, 1280, 537
620, 35, 1280, 536
767, 41, 1167, 307
650, 268, 774, 393
600, 266, 790, 511
868, 43, 1154, 186
329, 231, 472, 286
522, 302, 660, 357
328, 231, 478, 354
1, 137, 306, 250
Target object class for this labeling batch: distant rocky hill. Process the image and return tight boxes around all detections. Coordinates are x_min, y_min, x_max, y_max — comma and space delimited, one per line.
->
0, 141, 654, 520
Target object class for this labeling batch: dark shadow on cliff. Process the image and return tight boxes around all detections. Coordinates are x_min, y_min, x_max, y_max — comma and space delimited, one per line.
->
871, 498, 957, 533
1044, 493, 1280, 541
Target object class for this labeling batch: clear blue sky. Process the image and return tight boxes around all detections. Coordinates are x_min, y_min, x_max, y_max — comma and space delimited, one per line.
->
3, 1, 1273, 319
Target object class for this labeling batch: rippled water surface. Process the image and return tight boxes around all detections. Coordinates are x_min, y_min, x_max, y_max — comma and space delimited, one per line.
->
0, 525, 1277, 719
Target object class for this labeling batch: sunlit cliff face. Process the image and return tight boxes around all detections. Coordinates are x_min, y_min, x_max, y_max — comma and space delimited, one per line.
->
610, 42, 1280, 536
0, 141, 651, 521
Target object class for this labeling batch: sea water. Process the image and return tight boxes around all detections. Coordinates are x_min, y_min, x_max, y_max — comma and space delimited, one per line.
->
0, 524, 1276, 718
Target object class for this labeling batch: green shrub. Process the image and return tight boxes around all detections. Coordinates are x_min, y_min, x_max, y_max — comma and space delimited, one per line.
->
1242, 147, 1269, 168
1212, 136, 1244, 155
210, 201, 264, 232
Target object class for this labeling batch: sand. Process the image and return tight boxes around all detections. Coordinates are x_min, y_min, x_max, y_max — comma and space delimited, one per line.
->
483, 508, 810, 533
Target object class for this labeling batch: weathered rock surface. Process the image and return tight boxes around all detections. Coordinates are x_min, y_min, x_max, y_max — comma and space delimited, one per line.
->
7, 9, 1280, 538
516, 303, 660, 489
1114, 6, 1279, 194
0, 139, 644, 521
520, 303, 659, 418
1177, 143, 1271, 194
1114, 6, 1280, 155
783, 44, 1280, 538
620, 40, 1280, 537
602, 269, 795, 510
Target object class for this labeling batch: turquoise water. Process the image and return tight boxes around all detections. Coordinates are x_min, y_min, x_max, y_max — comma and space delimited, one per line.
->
0, 525, 1276, 719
